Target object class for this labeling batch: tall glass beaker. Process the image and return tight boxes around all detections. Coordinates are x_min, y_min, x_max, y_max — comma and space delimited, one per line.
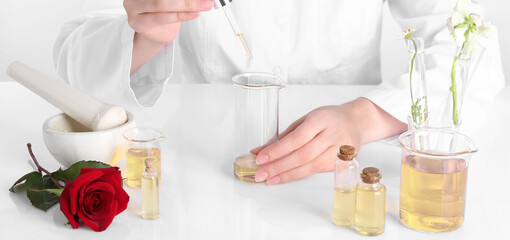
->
232, 73, 284, 183
398, 129, 477, 232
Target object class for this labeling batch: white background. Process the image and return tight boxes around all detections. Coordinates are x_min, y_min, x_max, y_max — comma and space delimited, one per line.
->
0, 0, 508, 84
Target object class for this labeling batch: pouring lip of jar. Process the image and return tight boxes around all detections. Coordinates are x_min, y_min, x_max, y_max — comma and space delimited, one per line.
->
123, 126, 166, 143
232, 72, 285, 89
398, 128, 478, 157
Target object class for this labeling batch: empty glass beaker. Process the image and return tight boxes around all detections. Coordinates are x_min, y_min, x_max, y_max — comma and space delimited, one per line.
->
398, 129, 477, 232
232, 73, 284, 183
123, 127, 165, 188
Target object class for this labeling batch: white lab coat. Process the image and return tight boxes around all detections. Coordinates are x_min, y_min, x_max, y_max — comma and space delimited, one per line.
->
53, 0, 505, 132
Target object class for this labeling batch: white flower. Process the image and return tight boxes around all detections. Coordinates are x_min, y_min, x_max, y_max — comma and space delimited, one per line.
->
470, 13, 481, 26
447, 11, 466, 46
402, 28, 416, 39
479, 20, 493, 38
453, 0, 472, 17
461, 31, 479, 56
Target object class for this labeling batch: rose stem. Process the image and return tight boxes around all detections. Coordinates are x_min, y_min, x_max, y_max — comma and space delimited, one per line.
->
27, 143, 63, 189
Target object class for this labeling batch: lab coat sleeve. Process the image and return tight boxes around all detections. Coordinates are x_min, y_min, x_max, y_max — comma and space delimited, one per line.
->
363, 1, 505, 130
53, 9, 174, 108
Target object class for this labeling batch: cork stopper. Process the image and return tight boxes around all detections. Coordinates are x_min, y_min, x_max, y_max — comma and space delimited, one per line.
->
337, 145, 356, 161
361, 167, 382, 184
144, 158, 156, 173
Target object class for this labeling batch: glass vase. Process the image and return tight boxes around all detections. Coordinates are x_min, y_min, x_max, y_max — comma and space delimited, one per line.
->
406, 38, 429, 130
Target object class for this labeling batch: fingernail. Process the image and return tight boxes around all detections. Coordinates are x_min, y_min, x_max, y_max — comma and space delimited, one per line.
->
201, 0, 213, 10
267, 176, 281, 185
255, 171, 268, 182
256, 154, 269, 165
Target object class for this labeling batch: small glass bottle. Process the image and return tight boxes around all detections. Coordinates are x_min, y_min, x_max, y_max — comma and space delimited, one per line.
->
332, 145, 359, 226
141, 158, 160, 219
354, 167, 386, 236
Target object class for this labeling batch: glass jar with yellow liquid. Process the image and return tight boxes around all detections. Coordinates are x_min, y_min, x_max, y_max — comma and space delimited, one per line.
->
399, 129, 477, 232
354, 167, 386, 236
123, 127, 165, 188
332, 145, 359, 227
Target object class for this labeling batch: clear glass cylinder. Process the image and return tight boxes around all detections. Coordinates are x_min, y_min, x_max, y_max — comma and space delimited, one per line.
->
232, 73, 284, 183
406, 38, 429, 129
398, 129, 478, 232
123, 127, 165, 188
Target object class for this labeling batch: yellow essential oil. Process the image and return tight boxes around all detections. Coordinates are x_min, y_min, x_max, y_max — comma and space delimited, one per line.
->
332, 187, 356, 226
399, 155, 468, 232
126, 147, 161, 188
234, 154, 260, 183
142, 158, 159, 219
332, 145, 358, 227
354, 167, 386, 236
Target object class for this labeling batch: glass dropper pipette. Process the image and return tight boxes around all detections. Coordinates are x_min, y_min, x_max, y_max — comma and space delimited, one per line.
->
214, 0, 253, 59
222, 6, 253, 59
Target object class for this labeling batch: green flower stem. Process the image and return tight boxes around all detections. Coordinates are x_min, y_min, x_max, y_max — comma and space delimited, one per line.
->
451, 35, 469, 126
450, 54, 460, 125
450, 17, 477, 126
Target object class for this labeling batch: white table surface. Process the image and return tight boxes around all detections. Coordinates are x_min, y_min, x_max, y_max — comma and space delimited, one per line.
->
0, 82, 509, 239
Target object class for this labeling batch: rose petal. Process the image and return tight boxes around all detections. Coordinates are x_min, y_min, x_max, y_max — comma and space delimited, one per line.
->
67, 170, 103, 215
80, 182, 115, 221
81, 167, 119, 175
79, 200, 118, 232
98, 176, 130, 214
59, 186, 79, 229
82, 167, 123, 186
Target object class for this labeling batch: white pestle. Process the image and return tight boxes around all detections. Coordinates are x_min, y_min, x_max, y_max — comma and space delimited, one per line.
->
7, 61, 127, 131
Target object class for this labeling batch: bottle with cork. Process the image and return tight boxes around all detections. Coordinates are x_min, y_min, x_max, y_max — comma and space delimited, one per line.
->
332, 145, 359, 226
141, 157, 160, 219
354, 167, 386, 236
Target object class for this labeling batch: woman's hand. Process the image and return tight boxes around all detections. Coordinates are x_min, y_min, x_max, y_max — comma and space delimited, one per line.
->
124, 0, 214, 74
253, 98, 407, 185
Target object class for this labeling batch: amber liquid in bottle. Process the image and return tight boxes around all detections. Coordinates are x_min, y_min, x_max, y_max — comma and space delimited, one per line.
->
332, 187, 356, 226
332, 145, 358, 227
142, 158, 159, 219
142, 173, 160, 219
126, 148, 161, 188
354, 167, 386, 236
234, 154, 261, 183
399, 155, 467, 232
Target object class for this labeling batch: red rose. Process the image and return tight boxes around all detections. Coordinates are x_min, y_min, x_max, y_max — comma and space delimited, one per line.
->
59, 167, 129, 232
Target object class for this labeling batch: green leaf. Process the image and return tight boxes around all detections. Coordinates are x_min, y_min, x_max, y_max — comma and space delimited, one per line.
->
29, 188, 64, 196
27, 189, 60, 211
41, 175, 58, 189
11, 171, 61, 211
9, 171, 40, 193
51, 160, 111, 182
22, 172, 59, 211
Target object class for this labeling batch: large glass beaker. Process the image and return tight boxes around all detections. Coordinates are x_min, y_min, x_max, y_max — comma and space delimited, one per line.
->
398, 129, 477, 232
232, 73, 284, 183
